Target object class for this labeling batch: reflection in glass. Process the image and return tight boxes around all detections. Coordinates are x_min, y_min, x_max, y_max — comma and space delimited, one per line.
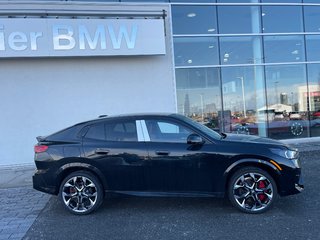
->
218, 0, 259, 2
261, 0, 301, 2
265, 65, 309, 139
171, 0, 215, 2
306, 35, 320, 61
174, 37, 219, 66
217, 6, 261, 34
121, 0, 168, 1
307, 64, 320, 137
261, 6, 303, 33
264, 35, 305, 63
219, 36, 263, 65
303, 0, 320, 2
176, 68, 221, 130
172, 6, 217, 35
304, 7, 320, 32
221, 66, 267, 137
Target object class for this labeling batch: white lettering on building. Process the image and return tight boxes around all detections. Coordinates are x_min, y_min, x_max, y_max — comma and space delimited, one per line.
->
52, 24, 138, 50
52, 25, 76, 50
108, 25, 137, 49
0, 25, 43, 51
79, 25, 106, 50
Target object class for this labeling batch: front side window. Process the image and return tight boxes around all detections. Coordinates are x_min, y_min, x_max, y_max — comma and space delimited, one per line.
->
145, 120, 192, 143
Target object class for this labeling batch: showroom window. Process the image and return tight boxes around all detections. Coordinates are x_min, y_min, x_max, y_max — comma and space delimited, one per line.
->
265, 65, 309, 139
261, 6, 303, 33
172, 5, 217, 35
263, 35, 305, 63
174, 37, 219, 66
218, 6, 261, 34
219, 36, 263, 65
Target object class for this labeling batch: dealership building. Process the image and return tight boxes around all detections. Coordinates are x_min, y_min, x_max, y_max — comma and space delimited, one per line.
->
0, 0, 320, 166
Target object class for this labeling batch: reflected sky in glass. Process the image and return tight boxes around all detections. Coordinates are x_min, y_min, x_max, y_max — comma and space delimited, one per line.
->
217, 0, 259, 2
264, 35, 305, 63
219, 36, 263, 65
172, 6, 217, 35
304, 7, 320, 33
262, 6, 303, 33
261, 0, 301, 2
171, 0, 216, 2
174, 37, 219, 66
306, 35, 320, 61
218, 6, 261, 34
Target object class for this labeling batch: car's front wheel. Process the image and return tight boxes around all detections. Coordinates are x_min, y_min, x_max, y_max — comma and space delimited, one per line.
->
228, 167, 277, 214
59, 171, 104, 215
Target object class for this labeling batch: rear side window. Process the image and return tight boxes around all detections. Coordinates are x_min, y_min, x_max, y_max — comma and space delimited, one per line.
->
105, 121, 138, 142
85, 124, 105, 140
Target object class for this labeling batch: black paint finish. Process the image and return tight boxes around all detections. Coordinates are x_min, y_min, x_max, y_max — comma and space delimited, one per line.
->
33, 113, 303, 199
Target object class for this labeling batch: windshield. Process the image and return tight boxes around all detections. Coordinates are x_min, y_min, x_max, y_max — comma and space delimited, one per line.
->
173, 114, 222, 140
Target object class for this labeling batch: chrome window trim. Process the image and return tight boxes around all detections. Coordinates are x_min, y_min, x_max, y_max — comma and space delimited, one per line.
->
140, 120, 151, 142
136, 120, 145, 142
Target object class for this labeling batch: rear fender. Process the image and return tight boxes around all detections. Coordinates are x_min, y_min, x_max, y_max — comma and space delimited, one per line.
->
56, 162, 107, 193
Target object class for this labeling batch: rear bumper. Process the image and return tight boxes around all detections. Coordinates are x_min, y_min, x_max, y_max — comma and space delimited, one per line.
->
33, 170, 57, 195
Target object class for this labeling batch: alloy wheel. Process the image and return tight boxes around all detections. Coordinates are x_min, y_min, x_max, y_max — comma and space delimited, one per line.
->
232, 172, 274, 212
62, 175, 98, 214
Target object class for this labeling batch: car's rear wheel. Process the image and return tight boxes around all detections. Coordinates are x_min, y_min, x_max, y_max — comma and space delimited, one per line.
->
228, 167, 277, 214
59, 171, 103, 215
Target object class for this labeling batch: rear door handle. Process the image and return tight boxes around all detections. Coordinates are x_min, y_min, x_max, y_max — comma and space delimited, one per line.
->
95, 148, 110, 154
155, 151, 170, 156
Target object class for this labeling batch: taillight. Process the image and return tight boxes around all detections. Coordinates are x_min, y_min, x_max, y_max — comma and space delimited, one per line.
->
34, 145, 48, 153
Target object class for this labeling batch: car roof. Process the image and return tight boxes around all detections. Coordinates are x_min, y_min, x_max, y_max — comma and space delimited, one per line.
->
77, 113, 180, 126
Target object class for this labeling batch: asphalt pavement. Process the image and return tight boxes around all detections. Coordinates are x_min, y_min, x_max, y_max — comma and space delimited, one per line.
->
0, 139, 319, 240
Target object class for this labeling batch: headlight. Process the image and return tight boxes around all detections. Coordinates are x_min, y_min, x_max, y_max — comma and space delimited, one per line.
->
271, 148, 298, 159
285, 150, 299, 159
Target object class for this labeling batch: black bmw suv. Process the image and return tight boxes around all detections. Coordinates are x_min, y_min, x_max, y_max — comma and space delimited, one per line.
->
33, 113, 303, 215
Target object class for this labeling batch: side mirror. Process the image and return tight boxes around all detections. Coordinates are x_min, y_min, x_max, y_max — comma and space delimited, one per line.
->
187, 134, 204, 145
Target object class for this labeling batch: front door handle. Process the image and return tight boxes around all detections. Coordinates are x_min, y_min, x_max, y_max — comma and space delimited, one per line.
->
95, 148, 110, 154
155, 151, 170, 156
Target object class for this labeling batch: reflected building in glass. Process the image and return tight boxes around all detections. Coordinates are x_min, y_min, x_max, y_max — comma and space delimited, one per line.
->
170, 0, 320, 139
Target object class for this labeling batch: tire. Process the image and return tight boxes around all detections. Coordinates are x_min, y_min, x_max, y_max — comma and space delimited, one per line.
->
228, 167, 277, 214
59, 170, 104, 215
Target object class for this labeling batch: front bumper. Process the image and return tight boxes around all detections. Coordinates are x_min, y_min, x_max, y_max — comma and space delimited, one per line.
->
294, 171, 304, 192
279, 168, 304, 196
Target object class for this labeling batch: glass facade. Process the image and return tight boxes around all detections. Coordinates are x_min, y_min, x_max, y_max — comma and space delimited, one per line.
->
172, 1, 320, 139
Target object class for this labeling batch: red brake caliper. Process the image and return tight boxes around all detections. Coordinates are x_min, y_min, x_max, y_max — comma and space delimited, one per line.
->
258, 181, 267, 201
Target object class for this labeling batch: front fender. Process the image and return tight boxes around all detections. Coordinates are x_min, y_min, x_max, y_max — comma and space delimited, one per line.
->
224, 158, 282, 178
